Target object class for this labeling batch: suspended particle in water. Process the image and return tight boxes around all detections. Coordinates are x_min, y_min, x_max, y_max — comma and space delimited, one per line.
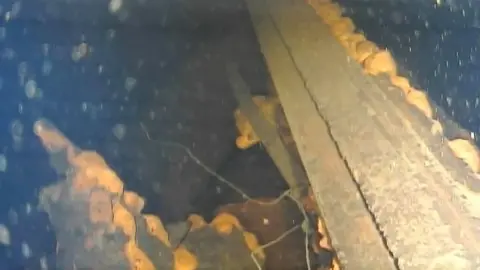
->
18, 61, 27, 76
17, 62, 27, 85
106, 29, 116, 40
40, 256, 48, 270
125, 77, 137, 91
71, 43, 89, 62
0, 154, 6, 172
24, 79, 38, 99
2, 48, 15, 60
112, 124, 126, 140
42, 60, 52, 75
21, 242, 31, 259
0, 224, 10, 246
0, 27, 6, 40
149, 110, 156, 120
109, 0, 122, 13
42, 43, 50, 56
25, 203, 31, 215
10, 2, 21, 18
8, 209, 18, 225
12, 137, 22, 152
10, 119, 23, 138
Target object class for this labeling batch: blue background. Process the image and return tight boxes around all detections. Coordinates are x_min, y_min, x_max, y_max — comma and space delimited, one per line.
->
0, 0, 280, 268
2, 0, 480, 268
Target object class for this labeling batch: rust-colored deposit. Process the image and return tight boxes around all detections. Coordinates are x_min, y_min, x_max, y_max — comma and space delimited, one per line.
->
123, 191, 146, 214
34, 118, 268, 270
187, 214, 208, 231
448, 139, 480, 173
174, 246, 198, 270
124, 240, 156, 270
144, 214, 171, 247
234, 95, 280, 149
210, 212, 244, 235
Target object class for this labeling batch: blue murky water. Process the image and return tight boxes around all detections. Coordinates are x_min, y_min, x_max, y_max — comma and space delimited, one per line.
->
337, 0, 480, 141
6, 0, 480, 268
0, 0, 270, 268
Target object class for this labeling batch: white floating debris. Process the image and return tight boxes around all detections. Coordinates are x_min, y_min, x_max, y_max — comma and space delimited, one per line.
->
10, 119, 23, 138
42, 60, 52, 75
0, 154, 7, 172
12, 137, 23, 152
21, 242, 31, 258
106, 29, 116, 40
10, 2, 22, 18
71, 43, 89, 62
25, 203, 32, 215
40, 255, 48, 270
0, 224, 10, 245
125, 77, 137, 91
42, 44, 50, 56
8, 209, 18, 225
3, 48, 16, 60
0, 27, 6, 40
25, 80, 38, 99
109, 0, 122, 13
112, 124, 126, 140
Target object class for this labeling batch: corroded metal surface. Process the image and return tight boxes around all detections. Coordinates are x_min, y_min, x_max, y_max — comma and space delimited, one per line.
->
246, 0, 480, 268
244, 0, 397, 269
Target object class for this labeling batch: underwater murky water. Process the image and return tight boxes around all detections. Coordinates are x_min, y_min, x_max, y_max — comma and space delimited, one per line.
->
0, 0, 276, 268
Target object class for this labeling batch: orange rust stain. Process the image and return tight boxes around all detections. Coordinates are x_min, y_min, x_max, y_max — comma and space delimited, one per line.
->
144, 214, 171, 247
331, 259, 341, 270
331, 17, 355, 39
406, 88, 433, 119
71, 170, 98, 192
71, 151, 108, 168
341, 33, 367, 57
317, 218, 341, 270
431, 120, 444, 136
210, 212, 243, 235
448, 139, 480, 173
96, 169, 124, 195
123, 191, 145, 214
187, 214, 207, 231
113, 202, 136, 239
354, 40, 379, 63
69, 151, 124, 195
317, 218, 331, 249
89, 189, 113, 224
34, 125, 72, 154
234, 95, 279, 150
124, 240, 156, 270
363, 50, 397, 77
389, 75, 411, 95
243, 231, 265, 260
313, 2, 343, 25
173, 246, 198, 270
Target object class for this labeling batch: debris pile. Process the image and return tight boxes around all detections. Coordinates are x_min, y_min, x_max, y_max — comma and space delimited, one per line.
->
34, 118, 264, 270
